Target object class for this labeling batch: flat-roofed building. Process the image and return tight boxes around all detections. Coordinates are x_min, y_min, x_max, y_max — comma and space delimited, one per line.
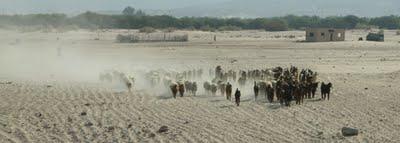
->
306, 28, 345, 42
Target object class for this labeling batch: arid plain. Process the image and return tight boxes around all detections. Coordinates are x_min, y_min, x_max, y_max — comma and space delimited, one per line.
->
1, 29, 400, 143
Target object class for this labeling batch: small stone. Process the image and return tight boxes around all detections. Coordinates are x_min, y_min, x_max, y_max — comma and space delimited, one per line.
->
84, 103, 90, 106
84, 122, 93, 127
364, 88, 368, 90
148, 133, 156, 138
127, 124, 133, 128
67, 117, 73, 123
107, 126, 115, 132
3, 82, 13, 84
157, 126, 169, 133
80, 112, 87, 116
43, 123, 51, 129
34, 112, 42, 118
342, 127, 359, 136
317, 131, 323, 136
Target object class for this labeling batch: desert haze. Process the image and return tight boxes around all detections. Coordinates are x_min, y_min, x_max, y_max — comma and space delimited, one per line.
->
0, 29, 399, 143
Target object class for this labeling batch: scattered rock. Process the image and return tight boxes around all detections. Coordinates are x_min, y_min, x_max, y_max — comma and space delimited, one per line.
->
43, 123, 51, 129
0, 81, 13, 84
183, 121, 189, 124
317, 131, 323, 136
84, 122, 93, 127
127, 124, 132, 128
84, 103, 90, 106
34, 112, 42, 118
80, 112, 87, 116
148, 133, 156, 138
342, 127, 359, 136
157, 126, 169, 133
107, 126, 115, 132
141, 128, 151, 134
67, 117, 73, 123
46, 85, 53, 88
364, 88, 368, 90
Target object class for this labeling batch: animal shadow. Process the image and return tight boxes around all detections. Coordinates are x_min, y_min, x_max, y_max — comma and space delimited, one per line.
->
210, 99, 226, 103
266, 103, 283, 110
219, 105, 235, 109
307, 98, 323, 102
156, 94, 175, 100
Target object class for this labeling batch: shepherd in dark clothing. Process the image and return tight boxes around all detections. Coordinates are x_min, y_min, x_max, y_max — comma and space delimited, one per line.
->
235, 88, 241, 106
226, 82, 233, 101
253, 81, 259, 101
178, 83, 185, 97
170, 84, 178, 99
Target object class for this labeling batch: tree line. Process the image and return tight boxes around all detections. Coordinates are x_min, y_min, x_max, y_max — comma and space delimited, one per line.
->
0, 7, 399, 31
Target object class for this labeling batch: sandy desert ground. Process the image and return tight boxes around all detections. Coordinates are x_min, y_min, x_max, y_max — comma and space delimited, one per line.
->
0, 29, 400, 143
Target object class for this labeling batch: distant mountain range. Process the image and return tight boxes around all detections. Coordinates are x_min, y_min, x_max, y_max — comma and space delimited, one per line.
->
1, 0, 399, 17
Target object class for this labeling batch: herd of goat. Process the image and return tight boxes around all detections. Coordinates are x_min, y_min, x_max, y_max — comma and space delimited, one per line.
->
99, 66, 333, 107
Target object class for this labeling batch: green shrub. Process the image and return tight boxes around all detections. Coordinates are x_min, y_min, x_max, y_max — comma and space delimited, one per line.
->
218, 26, 242, 31
116, 34, 138, 43
200, 25, 216, 32
354, 23, 378, 30
264, 20, 288, 31
163, 27, 176, 33
139, 27, 156, 33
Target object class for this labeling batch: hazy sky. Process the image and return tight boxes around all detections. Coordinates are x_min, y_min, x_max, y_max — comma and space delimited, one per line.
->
0, 0, 398, 17
0, 0, 230, 14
